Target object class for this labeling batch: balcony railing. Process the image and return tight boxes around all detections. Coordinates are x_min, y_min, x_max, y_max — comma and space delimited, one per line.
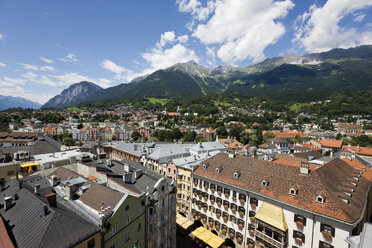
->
255, 230, 285, 248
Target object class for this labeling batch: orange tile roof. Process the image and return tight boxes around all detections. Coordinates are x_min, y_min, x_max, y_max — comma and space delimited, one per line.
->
229, 140, 242, 149
342, 158, 372, 181
342, 145, 372, 156
271, 131, 306, 138
318, 139, 343, 148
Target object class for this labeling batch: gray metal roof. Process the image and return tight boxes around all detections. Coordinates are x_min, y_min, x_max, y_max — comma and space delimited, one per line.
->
0, 137, 61, 156
189, 141, 226, 153
0, 179, 100, 248
112, 142, 154, 157
147, 144, 190, 163
108, 159, 163, 194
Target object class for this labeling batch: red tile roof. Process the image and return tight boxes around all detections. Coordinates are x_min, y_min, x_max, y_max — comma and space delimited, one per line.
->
194, 153, 369, 223
318, 139, 343, 148
342, 145, 372, 157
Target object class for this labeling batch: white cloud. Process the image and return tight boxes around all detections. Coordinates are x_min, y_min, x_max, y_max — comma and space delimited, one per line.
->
293, 0, 372, 53
19, 63, 55, 72
354, 14, 366, 22
101, 31, 197, 82
176, 0, 217, 21
40, 66, 55, 72
0, 62, 6, 67
20, 63, 39, 70
141, 43, 199, 72
58, 53, 78, 62
156, 31, 189, 48
21, 71, 111, 89
188, 0, 294, 64
101, 59, 128, 75
178, 35, 189, 43
0, 33, 4, 40
0, 76, 54, 104
40, 57, 54, 64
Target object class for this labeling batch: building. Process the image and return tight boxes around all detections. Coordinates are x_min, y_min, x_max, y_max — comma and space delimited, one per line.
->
168, 151, 221, 219
0, 177, 101, 248
191, 153, 372, 248
0, 132, 38, 148
104, 142, 155, 163
46, 166, 145, 248
66, 158, 177, 248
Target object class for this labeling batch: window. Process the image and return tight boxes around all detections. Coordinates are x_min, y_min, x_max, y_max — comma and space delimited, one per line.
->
87, 238, 95, 248
110, 245, 116, 248
319, 241, 334, 248
137, 222, 142, 231
321, 223, 335, 237
125, 232, 130, 242
168, 168, 171, 173
230, 215, 236, 223
173, 169, 176, 175
250, 197, 258, 206
126, 216, 130, 225
149, 208, 153, 215
294, 214, 306, 226
293, 230, 305, 243
125, 205, 130, 211
111, 225, 117, 236
249, 210, 256, 218
7, 170, 14, 176
316, 196, 325, 204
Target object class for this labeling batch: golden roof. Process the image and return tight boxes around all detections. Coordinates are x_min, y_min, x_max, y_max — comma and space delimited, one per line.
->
20, 161, 39, 168
191, 227, 224, 248
255, 202, 288, 231
176, 214, 193, 230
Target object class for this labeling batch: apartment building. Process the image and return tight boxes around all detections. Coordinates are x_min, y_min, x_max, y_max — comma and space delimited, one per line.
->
191, 153, 372, 248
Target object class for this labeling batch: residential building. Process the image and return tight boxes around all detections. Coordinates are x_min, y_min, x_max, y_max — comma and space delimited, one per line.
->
191, 153, 372, 248
0, 177, 101, 248
104, 142, 155, 163
47, 165, 146, 248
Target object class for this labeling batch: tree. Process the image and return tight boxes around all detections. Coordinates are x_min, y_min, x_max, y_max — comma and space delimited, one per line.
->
63, 137, 74, 146
131, 131, 141, 141
183, 131, 196, 142
263, 131, 276, 143
216, 126, 228, 138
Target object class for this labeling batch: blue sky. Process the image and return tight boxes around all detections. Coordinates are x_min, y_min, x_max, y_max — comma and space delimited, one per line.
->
0, 0, 371, 104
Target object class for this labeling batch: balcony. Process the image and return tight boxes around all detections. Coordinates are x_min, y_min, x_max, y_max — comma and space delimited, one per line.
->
255, 230, 285, 248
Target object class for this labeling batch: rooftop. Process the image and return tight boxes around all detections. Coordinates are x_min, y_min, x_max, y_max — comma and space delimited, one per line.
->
194, 153, 370, 224
0, 178, 100, 248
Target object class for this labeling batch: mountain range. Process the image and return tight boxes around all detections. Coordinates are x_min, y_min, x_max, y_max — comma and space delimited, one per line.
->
41, 45, 372, 108
0, 95, 41, 110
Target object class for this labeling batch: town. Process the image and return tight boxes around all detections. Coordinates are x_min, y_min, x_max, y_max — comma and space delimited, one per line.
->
0, 96, 371, 248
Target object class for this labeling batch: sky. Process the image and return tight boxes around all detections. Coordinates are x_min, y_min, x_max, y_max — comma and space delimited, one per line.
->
0, 0, 371, 104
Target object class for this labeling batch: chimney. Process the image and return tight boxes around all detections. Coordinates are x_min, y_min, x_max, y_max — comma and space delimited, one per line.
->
51, 175, 58, 186
34, 184, 40, 195
123, 173, 133, 183
228, 153, 235, 159
46, 193, 57, 207
124, 163, 130, 173
300, 162, 309, 175
4, 196, 13, 210
330, 151, 333, 159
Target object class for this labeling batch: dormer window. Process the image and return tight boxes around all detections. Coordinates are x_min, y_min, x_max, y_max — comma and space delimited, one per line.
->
203, 163, 209, 169
316, 196, 325, 204
261, 180, 269, 187
216, 167, 223, 173
289, 185, 298, 196
233, 171, 241, 179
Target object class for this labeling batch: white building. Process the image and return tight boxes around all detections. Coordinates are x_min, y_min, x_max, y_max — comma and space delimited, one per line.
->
191, 153, 372, 248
